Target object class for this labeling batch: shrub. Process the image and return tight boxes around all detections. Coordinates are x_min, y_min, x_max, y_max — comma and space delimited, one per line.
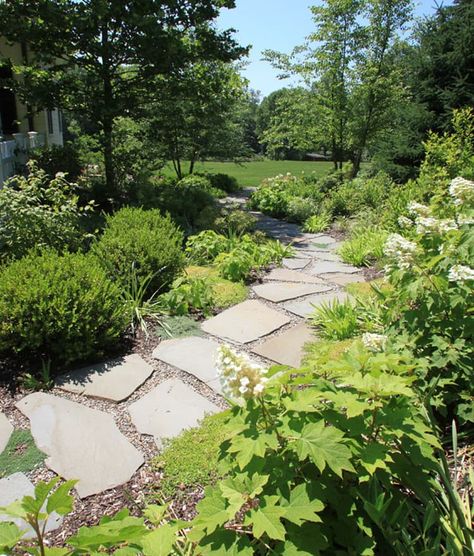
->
185, 230, 232, 264
286, 196, 318, 223
186, 266, 248, 309
0, 162, 89, 262
158, 275, 214, 316
205, 172, 239, 193
0, 251, 127, 368
339, 226, 389, 267
177, 174, 224, 198
92, 207, 185, 296
214, 208, 257, 236
29, 143, 83, 181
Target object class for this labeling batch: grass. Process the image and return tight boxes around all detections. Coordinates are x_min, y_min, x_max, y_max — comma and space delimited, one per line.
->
0, 429, 45, 477
161, 160, 335, 188
186, 266, 248, 309
152, 412, 229, 498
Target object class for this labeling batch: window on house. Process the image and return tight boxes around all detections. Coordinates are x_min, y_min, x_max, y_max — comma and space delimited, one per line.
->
47, 110, 54, 135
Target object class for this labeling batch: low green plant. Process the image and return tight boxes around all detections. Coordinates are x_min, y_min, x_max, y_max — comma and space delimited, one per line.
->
339, 226, 389, 267
205, 172, 240, 193
0, 251, 127, 369
185, 230, 232, 264
155, 315, 204, 339
158, 275, 214, 316
20, 360, 54, 391
152, 412, 229, 498
178, 174, 225, 198
286, 196, 318, 223
311, 299, 359, 340
0, 429, 45, 477
186, 266, 248, 309
214, 208, 257, 236
0, 162, 92, 262
92, 207, 185, 296
303, 212, 331, 233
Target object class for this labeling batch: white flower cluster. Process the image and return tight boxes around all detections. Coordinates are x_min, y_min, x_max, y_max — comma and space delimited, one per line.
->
449, 177, 474, 206
384, 234, 417, 270
415, 217, 457, 235
448, 265, 474, 283
458, 214, 474, 226
408, 202, 431, 218
362, 333, 387, 353
216, 345, 268, 400
397, 216, 412, 228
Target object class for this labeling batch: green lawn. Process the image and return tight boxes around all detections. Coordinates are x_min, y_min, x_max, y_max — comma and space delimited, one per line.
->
162, 160, 335, 187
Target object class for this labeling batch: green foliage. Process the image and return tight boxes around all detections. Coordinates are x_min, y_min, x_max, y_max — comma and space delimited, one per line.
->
0, 250, 127, 369
286, 196, 319, 223
155, 315, 204, 339
185, 266, 248, 309
214, 208, 257, 237
186, 230, 232, 265
0, 162, 90, 262
152, 412, 229, 498
205, 173, 240, 194
29, 143, 83, 181
0, 429, 45, 477
93, 207, 185, 296
311, 299, 359, 340
303, 212, 331, 233
339, 226, 389, 267
177, 175, 225, 199
158, 274, 214, 317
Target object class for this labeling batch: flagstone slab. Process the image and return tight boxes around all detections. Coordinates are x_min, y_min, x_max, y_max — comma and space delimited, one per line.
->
265, 268, 326, 284
0, 473, 63, 537
16, 393, 144, 498
283, 258, 311, 270
0, 412, 13, 454
253, 282, 332, 303
308, 260, 361, 275
320, 272, 366, 286
312, 251, 343, 263
128, 379, 220, 449
282, 291, 351, 318
55, 354, 154, 402
294, 234, 337, 247
153, 336, 223, 393
201, 300, 291, 344
252, 323, 315, 368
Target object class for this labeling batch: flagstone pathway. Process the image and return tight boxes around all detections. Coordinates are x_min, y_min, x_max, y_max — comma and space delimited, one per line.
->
0, 190, 368, 533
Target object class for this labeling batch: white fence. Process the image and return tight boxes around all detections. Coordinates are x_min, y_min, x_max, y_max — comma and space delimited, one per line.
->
0, 132, 45, 185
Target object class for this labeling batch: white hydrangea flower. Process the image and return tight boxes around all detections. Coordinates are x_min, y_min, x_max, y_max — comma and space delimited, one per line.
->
449, 177, 474, 206
398, 216, 412, 228
408, 202, 431, 217
416, 217, 457, 235
458, 214, 474, 226
216, 345, 268, 400
384, 234, 417, 270
362, 333, 387, 353
448, 265, 474, 283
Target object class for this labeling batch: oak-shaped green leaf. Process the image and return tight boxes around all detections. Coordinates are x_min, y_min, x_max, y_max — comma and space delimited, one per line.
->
228, 433, 278, 469
46, 480, 77, 515
0, 521, 24, 551
359, 444, 393, 475
198, 529, 254, 555
246, 495, 286, 541
193, 487, 230, 535
142, 505, 168, 526
140, 523, 178, 556
282, 484, 324, 526
292, 421, 355, 477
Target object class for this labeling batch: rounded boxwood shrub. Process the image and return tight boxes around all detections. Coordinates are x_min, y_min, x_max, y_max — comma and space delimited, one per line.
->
0, 251, 127, 368
205, 173, 239, 193
92, 207, 185, 294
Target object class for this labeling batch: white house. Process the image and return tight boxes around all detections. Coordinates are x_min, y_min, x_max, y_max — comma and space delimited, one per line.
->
0, 38, 64, 183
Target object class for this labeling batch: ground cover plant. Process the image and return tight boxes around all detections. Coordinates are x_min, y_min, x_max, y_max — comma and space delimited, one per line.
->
0, 429, 45, 477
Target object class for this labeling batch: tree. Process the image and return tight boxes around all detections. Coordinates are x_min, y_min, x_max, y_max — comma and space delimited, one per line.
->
0, 0, 245, 193
148, 61, 249, 179
264, 0, 412, 175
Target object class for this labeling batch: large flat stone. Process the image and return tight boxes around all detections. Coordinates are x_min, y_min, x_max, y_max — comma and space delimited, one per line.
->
253, 282, 332, 303
16, 393, 144, 498
294, 234, 337, 247
0, 473, 63, 537
312, 252, 343, 263
252, 324, 315, 368
55, 354, 154, 402
283, 291, 351, 318
264, 268, 326, 284
153, 336, 222, 393
129, 379, 220, 448
0, 412, 13, 454
320, 272, 366, 286
283, 258, 311, 270
308, 260, 361, 275
201, 300, 291, 344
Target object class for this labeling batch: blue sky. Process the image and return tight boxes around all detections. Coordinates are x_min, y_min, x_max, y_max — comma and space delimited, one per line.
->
217, 0, 454, 97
